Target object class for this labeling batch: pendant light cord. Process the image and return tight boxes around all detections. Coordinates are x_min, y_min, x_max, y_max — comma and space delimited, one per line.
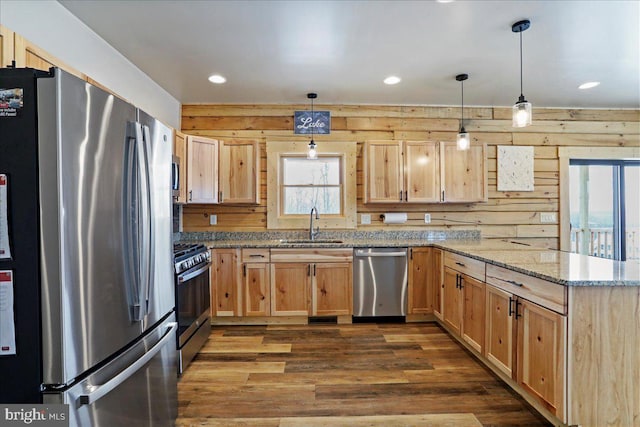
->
311, 96, 314, 142
461, 79, 464, 129
519, 30, 524, 98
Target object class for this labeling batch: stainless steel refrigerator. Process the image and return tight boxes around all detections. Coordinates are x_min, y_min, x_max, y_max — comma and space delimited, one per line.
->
0, 68, 177, 426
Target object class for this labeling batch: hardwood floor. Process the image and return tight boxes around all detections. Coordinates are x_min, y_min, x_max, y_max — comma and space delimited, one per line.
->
177, 322, 551, 427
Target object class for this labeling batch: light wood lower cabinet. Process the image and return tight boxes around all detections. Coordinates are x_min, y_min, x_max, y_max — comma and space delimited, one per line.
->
243, 263, 270, 316
270, 263, 310, 316
484, 266, 567, 422
270, 249, 353, 317
211, 248, 241, 316
516, 298, 565, 419
407, 247, 442, 315
442, 267, 463, 334
461, 274, 485, 354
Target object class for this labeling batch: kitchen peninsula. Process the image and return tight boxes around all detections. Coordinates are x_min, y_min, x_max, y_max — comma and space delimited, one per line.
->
178, 231, 639, 427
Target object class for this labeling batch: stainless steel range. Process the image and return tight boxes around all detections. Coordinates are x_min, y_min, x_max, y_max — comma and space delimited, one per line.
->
173, 243, 211, 374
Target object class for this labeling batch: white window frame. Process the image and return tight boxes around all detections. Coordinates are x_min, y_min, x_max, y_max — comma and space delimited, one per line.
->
267, 140, 357, 229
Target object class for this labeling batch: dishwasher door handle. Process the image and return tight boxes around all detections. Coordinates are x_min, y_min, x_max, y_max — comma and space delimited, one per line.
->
354, 250, 407, 257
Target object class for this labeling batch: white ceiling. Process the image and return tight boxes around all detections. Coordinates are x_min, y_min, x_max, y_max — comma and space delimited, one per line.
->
59, 0, 639, 109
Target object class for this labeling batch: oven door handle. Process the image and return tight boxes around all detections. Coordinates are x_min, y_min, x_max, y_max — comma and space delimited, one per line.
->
178, 261, 212, 284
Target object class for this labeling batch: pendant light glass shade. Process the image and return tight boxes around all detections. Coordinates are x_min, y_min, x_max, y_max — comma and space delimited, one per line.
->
456, 130, 470, 151
512, 20, 532, 128
307, 140, 317, 159
512, 97, 532, 128
307, 92, 318, 159
455, 73, 470, 150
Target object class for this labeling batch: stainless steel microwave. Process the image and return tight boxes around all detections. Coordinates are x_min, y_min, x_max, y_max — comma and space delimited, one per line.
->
172, 155, 180, 199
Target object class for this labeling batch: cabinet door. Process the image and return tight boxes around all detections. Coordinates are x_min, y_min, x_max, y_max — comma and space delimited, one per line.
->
442, 267, 462, 335
408, 247, 432, 314
516, 299, 566, 419
313, 262, 352, 316
1, 25, 14, 68
243, 263, 270, 316
432, 248, 443, 319
174, 131, 188, 204
440, 142, 487, 202
211, 249, 241, 316
461, 274, 485, 354
364, 140, 403, 203
270, 263, 311, 316
187, 135, 219, 203
405, 141, 440, 203
485, 285, 514, 378
219, 140, 259, 204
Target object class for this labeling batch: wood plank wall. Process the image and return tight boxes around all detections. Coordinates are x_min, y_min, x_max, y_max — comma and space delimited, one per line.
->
181, 105, 640, 249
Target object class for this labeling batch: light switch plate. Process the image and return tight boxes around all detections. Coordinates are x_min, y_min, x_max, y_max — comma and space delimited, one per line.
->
361, 214, 371, 225
424, 213, 431, 224
540, 212, 557, 223
209, 214, 217, 225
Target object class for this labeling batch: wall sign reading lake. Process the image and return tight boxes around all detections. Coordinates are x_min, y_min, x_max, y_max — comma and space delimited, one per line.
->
294, 111, 331, 134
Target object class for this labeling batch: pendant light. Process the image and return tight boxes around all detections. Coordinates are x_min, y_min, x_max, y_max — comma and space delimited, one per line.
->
455, 74, 470, 151
307, 92, 318, 159
512, 19, 532, 128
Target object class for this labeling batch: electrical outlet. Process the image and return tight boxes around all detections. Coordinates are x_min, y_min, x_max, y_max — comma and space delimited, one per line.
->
540, 212, 557, 223
361, 214, 371, 225
424, 213, 431, 224
209, 214, 217, 225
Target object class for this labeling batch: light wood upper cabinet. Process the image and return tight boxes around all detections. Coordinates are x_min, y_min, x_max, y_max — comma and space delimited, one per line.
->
211, 248, 242, 317
186, 135, 219, 203
440, 141, 487, 202
365, 140, 440, 203
364, 140, 404, 203
364, 140, 485, 203
1, 25, 15, 68
173, 130, 188, 204
405, 141, 441, 202
219, 140, 260, 204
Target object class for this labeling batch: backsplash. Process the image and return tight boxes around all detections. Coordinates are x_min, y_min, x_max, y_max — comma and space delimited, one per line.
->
176, 229, 481, 242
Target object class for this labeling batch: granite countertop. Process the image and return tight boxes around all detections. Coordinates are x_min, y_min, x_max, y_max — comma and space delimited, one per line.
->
177, 231, 639, 287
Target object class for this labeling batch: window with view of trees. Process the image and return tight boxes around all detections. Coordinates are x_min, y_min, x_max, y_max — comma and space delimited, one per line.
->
266, 140, 357, 229
281, 156, 342, 215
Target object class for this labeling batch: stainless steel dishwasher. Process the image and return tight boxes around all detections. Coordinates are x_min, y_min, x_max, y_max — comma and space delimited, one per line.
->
353, 248, 408, 317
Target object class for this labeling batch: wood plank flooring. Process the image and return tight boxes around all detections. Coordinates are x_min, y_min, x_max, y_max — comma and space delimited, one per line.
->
177, 322, 551, 427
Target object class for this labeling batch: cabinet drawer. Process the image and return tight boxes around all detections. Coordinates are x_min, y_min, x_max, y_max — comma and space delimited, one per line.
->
242, 248, 270, 263
485, 264, 567, 314
444, 252, 485, 281
271, 248, 353, 263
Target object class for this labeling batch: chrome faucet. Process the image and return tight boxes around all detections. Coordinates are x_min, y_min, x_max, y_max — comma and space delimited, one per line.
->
309, 206, 320, 240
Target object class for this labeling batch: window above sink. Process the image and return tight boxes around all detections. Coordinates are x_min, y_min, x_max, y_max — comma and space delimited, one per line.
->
266, 140, 357, 230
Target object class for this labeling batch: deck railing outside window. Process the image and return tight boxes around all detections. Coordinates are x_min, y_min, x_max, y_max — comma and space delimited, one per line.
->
570, 227, 639, 260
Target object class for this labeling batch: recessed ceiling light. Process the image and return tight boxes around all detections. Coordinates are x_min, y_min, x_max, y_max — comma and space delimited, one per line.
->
384, 76, 401, 85
208, 74, 226, 84
578, 81, 600, 90
436, 0, 455, 3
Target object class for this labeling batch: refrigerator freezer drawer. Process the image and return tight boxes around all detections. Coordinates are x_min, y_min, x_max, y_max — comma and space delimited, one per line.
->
44, 315, 178, 427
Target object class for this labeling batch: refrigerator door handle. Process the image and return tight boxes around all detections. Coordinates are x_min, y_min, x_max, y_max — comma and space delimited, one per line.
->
78, 322, 177, 406
140, 124, 154, 316
123, 121, 151, 321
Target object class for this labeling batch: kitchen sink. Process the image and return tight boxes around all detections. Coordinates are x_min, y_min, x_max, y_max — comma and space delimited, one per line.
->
278, 239, 344, 244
